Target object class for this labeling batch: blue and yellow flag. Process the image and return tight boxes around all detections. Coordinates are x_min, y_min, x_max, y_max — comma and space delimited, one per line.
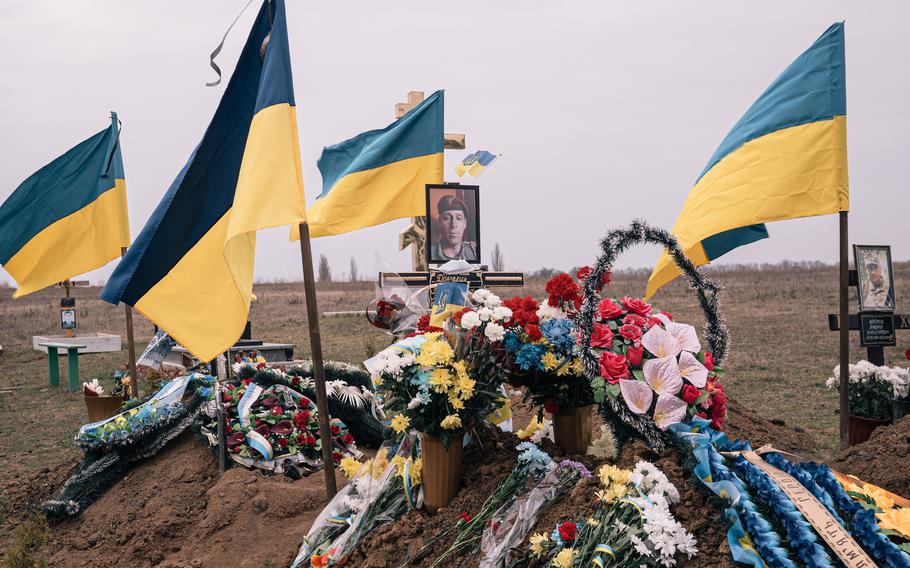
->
298, 90, 444, 238
102, 0, 306, 362
646, 23, 848, 298
0, 114, 130, 298
454, 150, 497, 178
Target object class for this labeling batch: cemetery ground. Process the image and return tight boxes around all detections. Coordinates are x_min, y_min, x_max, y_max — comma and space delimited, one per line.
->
1, 262, 908, 562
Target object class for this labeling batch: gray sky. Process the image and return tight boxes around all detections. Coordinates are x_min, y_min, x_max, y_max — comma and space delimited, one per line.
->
1, 1, 907, 288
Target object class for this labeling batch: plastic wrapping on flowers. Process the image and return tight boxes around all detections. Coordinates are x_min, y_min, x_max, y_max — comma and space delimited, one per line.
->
290, 433, 420, 567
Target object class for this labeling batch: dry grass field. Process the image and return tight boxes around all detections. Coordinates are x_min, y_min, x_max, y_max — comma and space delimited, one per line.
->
1, 262, 908, 501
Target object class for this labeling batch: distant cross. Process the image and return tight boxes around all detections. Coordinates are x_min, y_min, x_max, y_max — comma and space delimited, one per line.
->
396, 91, 466, 271
57, 279, 90, 298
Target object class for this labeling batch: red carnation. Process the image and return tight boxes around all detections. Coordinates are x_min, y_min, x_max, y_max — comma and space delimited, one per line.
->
453, 307, 472, 325
295, 434, 307, 445
628, 345, 644, 367
619, 324, 642, 341
330, 424, 341, 435
524, 324, 542, 341
576, 266, 592, 281
222, 393, 233, 402
599, 351, 629, 383
270, 406, 283, 416
621, 297, 652, 318
590, 323, 614, 348
545, 274, 580, 308
277, 438, 288, 448
558, 521, 576, 542
543, 399, 560, 414
306, 434, 316, 445
622, 314, 647, 328
681, 384, 700, 405
597, 298, 624, 320
703, 351, 715, 372
342, 433, 354, 445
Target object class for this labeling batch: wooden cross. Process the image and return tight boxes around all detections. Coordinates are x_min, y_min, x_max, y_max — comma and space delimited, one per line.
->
396, 91, 466, 271
827, 269, 905, 365
57, 279, 90, 298
379, 269, 525, 294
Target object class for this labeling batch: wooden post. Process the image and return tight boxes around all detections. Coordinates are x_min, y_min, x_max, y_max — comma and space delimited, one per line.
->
215, 353, 228, 473
839, 211, 849, 449
297, 221, 337, 497
121, 247, 140, 399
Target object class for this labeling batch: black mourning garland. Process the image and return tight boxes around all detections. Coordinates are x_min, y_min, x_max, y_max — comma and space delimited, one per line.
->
577, 220, 731, 451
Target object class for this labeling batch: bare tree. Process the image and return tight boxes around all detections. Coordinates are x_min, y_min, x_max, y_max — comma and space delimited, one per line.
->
491, 242, 505, 271
317, 254, 332, 283
349, 256, 359, 282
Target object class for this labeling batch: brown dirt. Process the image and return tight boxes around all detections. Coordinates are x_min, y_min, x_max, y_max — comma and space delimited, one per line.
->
722, 398, 819, 456
832, 416, 910, 499
35, 432, 343, 568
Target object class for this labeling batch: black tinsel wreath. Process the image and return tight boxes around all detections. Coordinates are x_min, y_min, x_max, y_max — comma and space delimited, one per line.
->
577, 219, 731, 451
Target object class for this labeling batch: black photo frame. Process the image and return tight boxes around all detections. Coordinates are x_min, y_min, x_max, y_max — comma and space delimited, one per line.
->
425, 183, 481, 266
854, 244, 896, 313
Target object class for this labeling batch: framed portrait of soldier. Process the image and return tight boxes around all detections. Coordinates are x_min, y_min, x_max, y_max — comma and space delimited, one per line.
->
425, 183, 481, 265
854, 244, 895, 312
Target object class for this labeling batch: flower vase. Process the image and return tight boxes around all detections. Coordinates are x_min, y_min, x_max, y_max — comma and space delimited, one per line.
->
847, 414, 890, 446
893, 398, 910, 423
551, 405, 593, 455
84, 395, 124, 422
420, 432, 464, 514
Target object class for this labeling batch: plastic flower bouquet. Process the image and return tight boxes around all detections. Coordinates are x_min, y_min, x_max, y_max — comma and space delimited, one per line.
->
587, 296, 727, 431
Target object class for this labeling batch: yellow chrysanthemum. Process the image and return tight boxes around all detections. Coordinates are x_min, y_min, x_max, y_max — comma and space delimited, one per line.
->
456, 375, 476, 400
429, 368, 453, 393
440, 414, 462, 430
598, 464, 630, 487
452, 360, 469, 382
339, 456, 365, 478
572, 358, 585, 376
370, 455, 389, 478
529, 533, 549, 558
448, 392, 466, 410
391, 414, 411, 434
423, 332, 442, 341
541, 351, 560, 372
552, 548, 575, 568
415, 337, 454, 366
876, 507, 910, 538
587, 517, 600, 527
608, 482, 628, 502
410, 458, 423, 485
391, 456, 423, 485
555, 359, 573, 377
516, 416, 546, 440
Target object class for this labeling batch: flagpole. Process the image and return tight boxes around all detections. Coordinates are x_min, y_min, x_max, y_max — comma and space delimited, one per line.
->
297, 221, 337, 497
838, 211, 849, 448
120, 247, 140, 399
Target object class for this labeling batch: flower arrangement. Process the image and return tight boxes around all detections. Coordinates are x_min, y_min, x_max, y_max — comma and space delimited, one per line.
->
586, 297, 727, 431
370, 289, 510, 447
221, 381, 356, 464
526, 460, 697, 567
82, 379, 104, 397
826, 360, 909, 420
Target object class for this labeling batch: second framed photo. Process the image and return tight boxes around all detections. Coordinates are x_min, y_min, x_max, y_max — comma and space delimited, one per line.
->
854, 244, 895, 312
425, 183, 481, 265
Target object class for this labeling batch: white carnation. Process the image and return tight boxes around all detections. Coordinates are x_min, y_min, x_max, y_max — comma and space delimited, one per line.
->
484, 322, 505, 342
492, 306, 513, 322
461, 311, 481, 329
478, 307, 493, 321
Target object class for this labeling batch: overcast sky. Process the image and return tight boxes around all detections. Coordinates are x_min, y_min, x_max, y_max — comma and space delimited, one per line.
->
1, 1, 907, 288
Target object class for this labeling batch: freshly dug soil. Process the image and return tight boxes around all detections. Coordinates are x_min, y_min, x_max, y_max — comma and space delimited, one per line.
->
37, 432, 343, 568
832, 415, 910, 499
722, 398, 819, 456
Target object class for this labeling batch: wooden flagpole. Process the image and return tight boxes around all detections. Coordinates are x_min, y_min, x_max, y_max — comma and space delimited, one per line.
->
838, 211, 849, 448
297, 221, 337, 497
120, 247, 140, 399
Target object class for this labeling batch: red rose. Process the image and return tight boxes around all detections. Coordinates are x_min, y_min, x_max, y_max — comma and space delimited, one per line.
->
300, 397, 312, 407
906, 348, 910, 361
342, 433, 354, 445
330, 424, 341, 435
270, 406, 283, 416
558, 521, 576, 542
545, 274, 581, 307
600, 270, 612, 287
333, 452, 342, 462
306, 434, 316, 445
543, 399, 560, 414
278, 438, 288, 448
576, 266, 592, 281
226, 384, 236, 391
660, 310, 673, 321
255, 419, 264, 426
291, 375, 301, 385
681, 384, 700, 405
525, 324, 542, 341
703, 351, 715, 371
599, 351, 629, 383
416, 314, 431, 331
648, 316, 664, 328
590, 323, 614, 348
295, 434, 306, 445
222, 393, 233, 402
627, 345, 644, 368
242, 378, 252, 386
621, 297, 652, 318
622, 314, 647, 328
618, 324, 642, 341
597, 298, 624, 320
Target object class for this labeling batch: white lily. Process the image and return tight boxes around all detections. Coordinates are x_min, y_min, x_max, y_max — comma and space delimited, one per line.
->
653, 393, 688, 430
643, 357, 683, 395
665, 321, 701, 354
620, 379, 653, 414
677, 351, 709, 388
641, 325, 680, 359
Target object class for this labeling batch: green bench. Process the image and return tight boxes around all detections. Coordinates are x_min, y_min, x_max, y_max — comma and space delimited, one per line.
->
38, 342, 87, 392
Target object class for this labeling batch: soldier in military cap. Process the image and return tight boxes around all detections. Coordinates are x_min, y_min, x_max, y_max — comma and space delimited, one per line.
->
860, 251, 895, 311
430, 195, 478, 262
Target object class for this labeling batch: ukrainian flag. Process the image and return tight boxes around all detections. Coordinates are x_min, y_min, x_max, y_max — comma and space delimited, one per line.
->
455, 150, 497, 178
298, 90, 444, 238
646, 23, 848, 299
101, 0, 306, 362
0, 114, 130, 298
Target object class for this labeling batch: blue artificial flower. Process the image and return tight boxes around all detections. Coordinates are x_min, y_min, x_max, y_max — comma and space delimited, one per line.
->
541, 319, 575, 353
503, 332, 521, 354
516, 343, 547, 371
